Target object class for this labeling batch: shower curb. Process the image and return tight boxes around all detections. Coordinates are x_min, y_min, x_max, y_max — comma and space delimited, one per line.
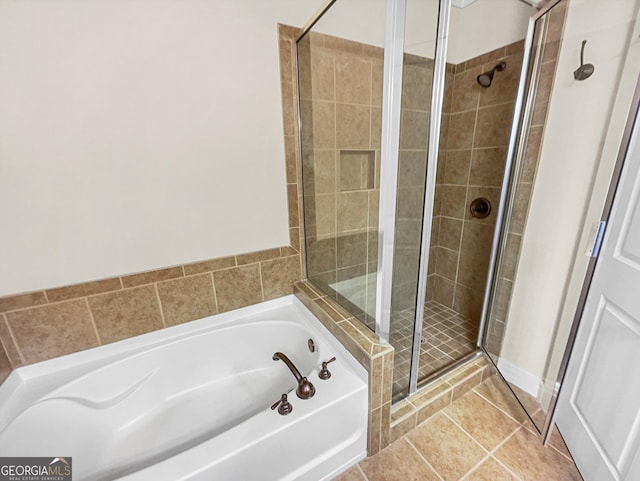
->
389, 356, 496, 442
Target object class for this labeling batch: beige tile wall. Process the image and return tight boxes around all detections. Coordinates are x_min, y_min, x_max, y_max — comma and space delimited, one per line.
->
296, 30, 384, 327
428, 41, 525, 322
298, 32, 443, 322
391, 55, 436, 313
0, 247, 302, 372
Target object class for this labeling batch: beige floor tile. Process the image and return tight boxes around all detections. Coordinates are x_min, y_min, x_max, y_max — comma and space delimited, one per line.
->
494, 427, 583, 481
548, 425, 573, 460
349, 376, 583, 481
332, 465, 366, 481
408, 412, 488, 481
508, 383, 542, 414
462, 456, 519, 481
508, 383, 547, 430
358, 438, 441, 481
444, 391, 521, 451
473, 376, 529, 423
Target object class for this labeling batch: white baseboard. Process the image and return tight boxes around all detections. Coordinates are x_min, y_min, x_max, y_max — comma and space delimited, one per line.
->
497, 358, 541, 399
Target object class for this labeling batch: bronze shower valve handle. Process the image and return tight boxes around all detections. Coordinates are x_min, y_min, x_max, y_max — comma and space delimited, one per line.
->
319, 357, 337, 380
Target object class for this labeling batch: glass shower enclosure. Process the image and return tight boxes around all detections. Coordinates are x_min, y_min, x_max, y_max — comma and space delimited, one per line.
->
294, 0, 631, 442
296, 0, 445, 401
296, 0, 533, 403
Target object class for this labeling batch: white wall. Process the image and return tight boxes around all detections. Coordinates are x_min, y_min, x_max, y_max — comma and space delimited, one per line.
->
499, 0, 640, 395
0, 0, 536, 297
312, 0, 534, 62
0, 0, 321, 296
448, 0, 535, 63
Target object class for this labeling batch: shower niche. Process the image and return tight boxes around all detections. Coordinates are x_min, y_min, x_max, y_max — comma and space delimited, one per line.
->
339, 151, 375, 192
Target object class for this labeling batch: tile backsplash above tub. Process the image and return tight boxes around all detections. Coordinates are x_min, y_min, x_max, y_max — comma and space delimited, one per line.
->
0, 247, 302, 375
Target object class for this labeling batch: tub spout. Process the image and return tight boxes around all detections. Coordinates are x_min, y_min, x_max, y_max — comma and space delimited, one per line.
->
272, 352, 316, 399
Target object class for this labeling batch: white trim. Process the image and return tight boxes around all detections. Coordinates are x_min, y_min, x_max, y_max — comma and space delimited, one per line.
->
497, 357, 542, 399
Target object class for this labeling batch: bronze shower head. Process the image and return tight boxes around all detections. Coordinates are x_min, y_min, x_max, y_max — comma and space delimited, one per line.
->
477, 61, 507, 88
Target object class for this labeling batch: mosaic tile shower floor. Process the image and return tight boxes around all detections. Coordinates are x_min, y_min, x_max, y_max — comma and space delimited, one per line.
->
391, 300, 480, 399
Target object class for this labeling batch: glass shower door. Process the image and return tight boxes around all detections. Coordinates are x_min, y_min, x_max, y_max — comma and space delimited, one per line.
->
388, 0, 441, 400
482, 0, 570, 437
296, 0, 386, 332
481, 0, 640, 439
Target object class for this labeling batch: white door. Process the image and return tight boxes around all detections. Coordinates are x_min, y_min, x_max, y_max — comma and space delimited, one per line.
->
555, 97, 640, 479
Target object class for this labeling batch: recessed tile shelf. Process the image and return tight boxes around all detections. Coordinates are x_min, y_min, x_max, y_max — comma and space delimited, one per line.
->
340, 150, 375, 192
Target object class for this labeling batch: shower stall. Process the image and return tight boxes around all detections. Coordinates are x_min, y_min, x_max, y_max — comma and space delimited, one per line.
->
296, 0, 534, 396
291, 0, 637, 442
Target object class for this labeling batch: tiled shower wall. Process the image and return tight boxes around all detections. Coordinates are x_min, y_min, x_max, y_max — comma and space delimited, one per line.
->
282, 26, 394, 455
391, 55, 435, 314
299, 33, 440, 322
297, 31, 384, 326
427, 41, 524, 322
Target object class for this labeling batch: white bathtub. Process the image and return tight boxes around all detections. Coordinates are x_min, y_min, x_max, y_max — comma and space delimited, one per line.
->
0, 295, 368, 481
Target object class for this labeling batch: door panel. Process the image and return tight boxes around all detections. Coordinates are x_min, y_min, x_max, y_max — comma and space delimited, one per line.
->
556, 87, 640, 480
570, 298, 640, 474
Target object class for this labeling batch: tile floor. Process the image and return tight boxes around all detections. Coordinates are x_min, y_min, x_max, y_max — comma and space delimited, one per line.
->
391, 300, 479, 399
334, 375, 583, 481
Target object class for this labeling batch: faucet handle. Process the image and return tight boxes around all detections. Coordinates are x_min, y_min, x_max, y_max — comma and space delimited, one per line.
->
319, 357, 337, 380
271, 393, 293, 415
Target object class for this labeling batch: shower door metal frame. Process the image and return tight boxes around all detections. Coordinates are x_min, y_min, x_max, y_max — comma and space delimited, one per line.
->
476, 0, 562, 348
408, 0, 452, 394
375, 0, 407, 343
477, 0, 572, 442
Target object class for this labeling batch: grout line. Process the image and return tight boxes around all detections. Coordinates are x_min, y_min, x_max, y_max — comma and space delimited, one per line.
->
154, 284, 167, 329
472, 385, 525, 425
210, 272, 219, 313
404, 437, 446, 481
2, 314, 25, 365
486, 428, 528, 481
546, 436, 574, 462
445, 412, 524, 481
441, 410, 491, 454
258, 263, 265, 301
488, 424, 523, 455
458, 452, 493, 481
491, 455, 526, 481
84, 298, 102, 345
355, 464, 370, 481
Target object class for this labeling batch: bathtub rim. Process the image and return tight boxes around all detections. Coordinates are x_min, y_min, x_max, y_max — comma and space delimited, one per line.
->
0, 295, 368, 431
